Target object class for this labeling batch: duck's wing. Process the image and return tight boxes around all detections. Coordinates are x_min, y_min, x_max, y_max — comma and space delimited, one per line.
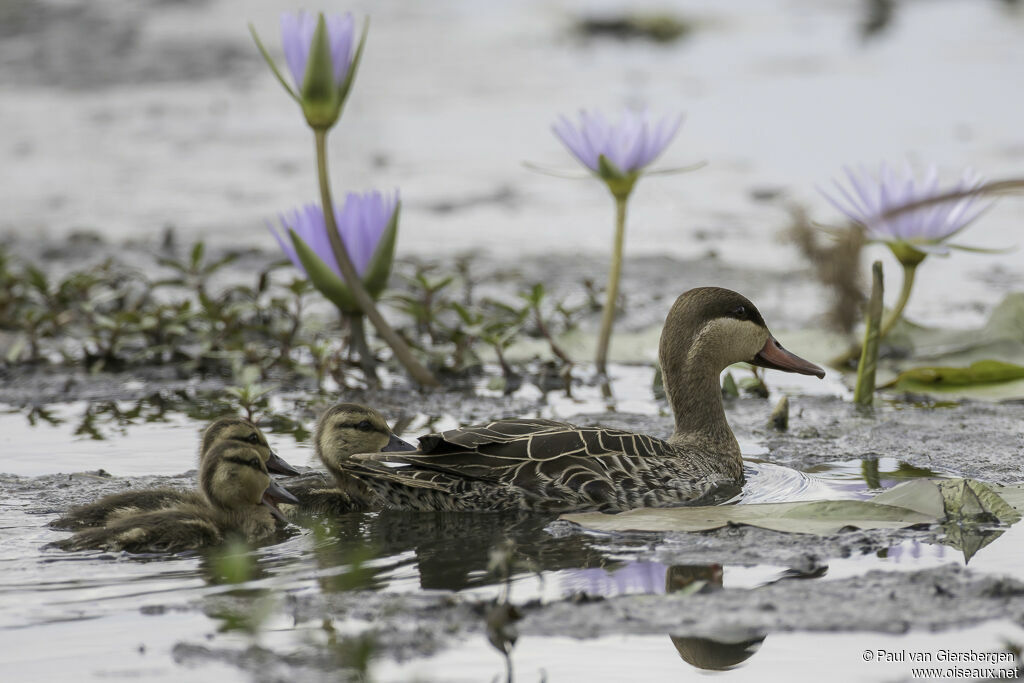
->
353, 419, 677, 491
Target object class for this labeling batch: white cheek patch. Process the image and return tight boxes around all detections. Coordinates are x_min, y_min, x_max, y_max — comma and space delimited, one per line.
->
686, 318, 768, 366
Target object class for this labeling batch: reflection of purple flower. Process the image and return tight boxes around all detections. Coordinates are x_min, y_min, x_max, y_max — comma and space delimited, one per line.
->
883, 539, 946, 563
819, 163, 990, 255
559, 561, 668, 598
269, 191, 398, 278
280, 11, 355, 89
552, 109, 683, 176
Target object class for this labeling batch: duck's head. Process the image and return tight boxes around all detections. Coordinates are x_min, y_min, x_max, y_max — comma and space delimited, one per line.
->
200, 418, 300, 476
659, 287, 825, 379
200, 441, 299, 521
315, 403, 416, 476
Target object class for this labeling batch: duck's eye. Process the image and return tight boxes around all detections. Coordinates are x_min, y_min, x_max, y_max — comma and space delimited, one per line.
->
356, 420, 373, 431
246, 433, 260, 444
731, 305, 747, 319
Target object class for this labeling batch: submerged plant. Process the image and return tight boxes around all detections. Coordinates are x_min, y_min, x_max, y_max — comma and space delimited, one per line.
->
552, 108, 684, 384
820, 162, 996, 362
252, 10, 438, 386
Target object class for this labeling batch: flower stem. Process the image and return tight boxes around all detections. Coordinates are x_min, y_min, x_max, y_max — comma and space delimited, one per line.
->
595, 194, 628, 380
853, 261, 883, 407
829, 261, 918, 369
877, 262, 917, 340
313, 129, 439, 387
344, 312, 379, 386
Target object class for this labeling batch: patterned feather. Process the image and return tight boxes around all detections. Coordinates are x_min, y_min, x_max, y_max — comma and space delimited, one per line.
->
349, 419, 741, 512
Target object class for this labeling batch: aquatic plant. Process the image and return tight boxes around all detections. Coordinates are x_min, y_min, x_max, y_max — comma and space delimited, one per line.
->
253, 11, 360, 131
552, 108, 684, 383
269, 194, 400, 380
820, 162, 995, 352
252, 11, 438, 386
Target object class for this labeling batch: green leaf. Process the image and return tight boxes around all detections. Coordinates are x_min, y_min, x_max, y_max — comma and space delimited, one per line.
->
204, 252, 240, 276
993, 484, 1024, 514
190, 242, 205, 270
248, 23, 299, 101
361, 201, 399, 299
337, 18, 369, 110
721, 371, 739, 399
643, 160, 708, 176
562, 479, 1023, 536
300, 14, 342, 129
530, 283, 545, 304
562, 499, 934, 534
947, 243, 1016, 255
25, 266, 48, 294
884, 360, 1024, 388
288, 229, 359, 314
596, 154, 625, 181
939, 479, 1021, 525
872, 479, 945, 517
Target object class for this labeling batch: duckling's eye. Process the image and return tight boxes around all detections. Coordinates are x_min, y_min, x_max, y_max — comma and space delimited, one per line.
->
246, 433, 260, 444
356, 420, 373, 432
730, 305, 747, 320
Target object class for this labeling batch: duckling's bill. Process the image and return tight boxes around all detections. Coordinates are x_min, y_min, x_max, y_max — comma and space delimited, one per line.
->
262, 479, 300, 523
752, 336, 825, 378
267, 450, 301, 476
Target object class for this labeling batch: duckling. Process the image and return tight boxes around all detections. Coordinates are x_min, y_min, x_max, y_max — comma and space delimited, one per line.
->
338, 287, 825, 513
50, 440, 300, 553
50, 417, 299, 530
283, 403, 415, 516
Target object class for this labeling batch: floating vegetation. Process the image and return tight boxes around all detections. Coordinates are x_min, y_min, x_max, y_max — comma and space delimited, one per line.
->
573, 13, 695, 44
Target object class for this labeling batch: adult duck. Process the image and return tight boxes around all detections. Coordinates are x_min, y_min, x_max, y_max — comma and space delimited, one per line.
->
345, 287, 825, 513
50, 417, 300, 530
50, 439, 300, 553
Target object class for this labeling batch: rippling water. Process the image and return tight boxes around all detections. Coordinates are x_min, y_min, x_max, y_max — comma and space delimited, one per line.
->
3, 398, 1018, 681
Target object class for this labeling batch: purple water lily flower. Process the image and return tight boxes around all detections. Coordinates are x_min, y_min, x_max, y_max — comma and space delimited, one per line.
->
269, 190, 398, 279
280, 11, 355, 89
819, 162, 991, 257
552, 109, 684, 176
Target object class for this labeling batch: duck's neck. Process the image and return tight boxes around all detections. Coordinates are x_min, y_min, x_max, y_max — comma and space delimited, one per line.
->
662, 358, 740, 464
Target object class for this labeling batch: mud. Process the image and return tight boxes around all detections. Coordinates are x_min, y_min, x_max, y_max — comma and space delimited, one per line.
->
590, 397, 1024, 487
164, 564, 1024, 679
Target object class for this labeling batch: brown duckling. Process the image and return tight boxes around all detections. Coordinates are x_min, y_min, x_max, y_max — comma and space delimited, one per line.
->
50, 439, 300, 553
339, 287, 825, 513
50, 417, 299, 531
283, 403, 415, 516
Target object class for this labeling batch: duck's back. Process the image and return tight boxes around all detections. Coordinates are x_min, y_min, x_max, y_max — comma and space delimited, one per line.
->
50, 504, 225, 553
50, 488, 202, 530
51, 503, 279, 553
350, 418, 741, 512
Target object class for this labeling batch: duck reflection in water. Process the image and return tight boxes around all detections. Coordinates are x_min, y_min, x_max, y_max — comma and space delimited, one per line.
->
665, 565, 766, 672
307, 511, 626, 592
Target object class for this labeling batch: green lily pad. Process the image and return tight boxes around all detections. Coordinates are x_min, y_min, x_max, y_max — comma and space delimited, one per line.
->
993, 484, 1024, 513
561, 479, 1024, 536
884, 360, 1024, 388
561, 499, 934, 534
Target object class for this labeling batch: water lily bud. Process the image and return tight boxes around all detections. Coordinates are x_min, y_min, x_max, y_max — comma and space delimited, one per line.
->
251, 11, 367, 132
